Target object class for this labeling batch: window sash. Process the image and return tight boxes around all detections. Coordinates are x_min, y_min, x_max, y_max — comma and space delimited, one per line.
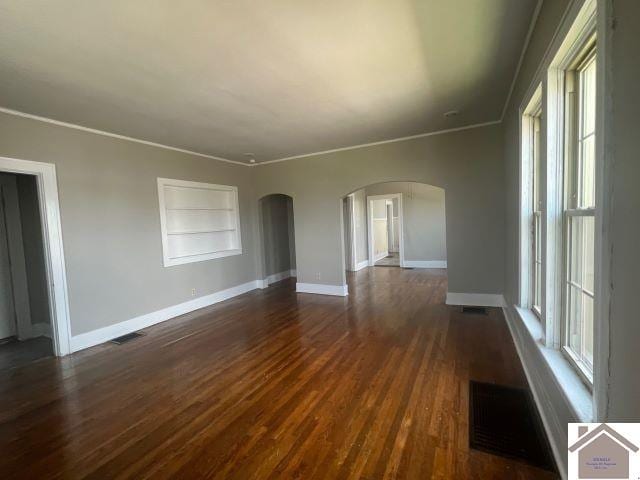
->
561, 45, 596, 384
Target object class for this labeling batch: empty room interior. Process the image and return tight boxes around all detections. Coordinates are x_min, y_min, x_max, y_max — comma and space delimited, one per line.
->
0, 1, 638, 479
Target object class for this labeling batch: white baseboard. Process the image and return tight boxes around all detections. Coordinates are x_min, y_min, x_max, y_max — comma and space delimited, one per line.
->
31, 322, 52, 339
369, 252, 389, 266
403, 260, 447, 269
502, 305, 571, 479
296, 282, 348, 297
445, 292, 506, 307
354, 260, 369, 271
259, 270, 294, 289
70, 280, 260, 352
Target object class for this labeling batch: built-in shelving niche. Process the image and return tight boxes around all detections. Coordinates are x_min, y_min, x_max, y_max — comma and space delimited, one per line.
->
157, 178, 242, 266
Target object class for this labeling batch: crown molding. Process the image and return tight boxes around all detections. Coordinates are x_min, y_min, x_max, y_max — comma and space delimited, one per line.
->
0, 106, 248, 166
1, 106, 504, 168
254, 120, 502, 166
500, 0, 544, 121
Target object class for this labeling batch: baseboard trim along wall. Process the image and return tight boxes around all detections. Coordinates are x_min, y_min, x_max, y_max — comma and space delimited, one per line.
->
371, 251, 388, 264
258, 270, 296, 289
70, 280, 260, 352
354, 260, 369, 271
502, 304, 574, 479
71, 277, 348, 352
296, 282, 349, 296
31, 322, 52, 339
404, 260, 447, 269
445, 292, 506, 307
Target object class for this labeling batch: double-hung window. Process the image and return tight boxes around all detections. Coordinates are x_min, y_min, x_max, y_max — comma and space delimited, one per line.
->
521, 87, 542, 321
562, 45, 596, 381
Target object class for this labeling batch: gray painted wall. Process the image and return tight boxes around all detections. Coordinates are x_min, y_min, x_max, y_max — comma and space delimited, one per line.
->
352, 189, 368, 264
261, 194, 295, 277
16, 174, 51, 327
255, 123, 504, 294
0, 111, 258, 336
364, 182, 446, 262
0, 97, 505, 337
606, 0, 640, 421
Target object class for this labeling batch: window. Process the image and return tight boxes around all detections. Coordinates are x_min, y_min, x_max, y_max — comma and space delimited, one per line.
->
157, 178, 242, 266
531, 108, 543, 316
562, 45, 596, 381
520, 85, 543, 321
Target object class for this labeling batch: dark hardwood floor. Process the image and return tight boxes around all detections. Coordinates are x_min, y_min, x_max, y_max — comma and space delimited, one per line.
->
0, 268, 557, 479
0, 336, 53, 372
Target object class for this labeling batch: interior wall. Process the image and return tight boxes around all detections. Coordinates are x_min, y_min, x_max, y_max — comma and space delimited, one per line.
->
0, 179, 16, 338
342, 197, 352, 269
365, 182, 447, 262
255, 123, 504, 293
606, 0, 640, 420
286, 198, 296, 271
352, 189, 368, 264
16, 174, 51, 328
261, 194, 294, 277
0, 111, 258, 337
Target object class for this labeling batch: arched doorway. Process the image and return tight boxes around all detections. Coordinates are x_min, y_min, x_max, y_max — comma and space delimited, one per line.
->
341, 181, 447, 273
258, 194, 296, 288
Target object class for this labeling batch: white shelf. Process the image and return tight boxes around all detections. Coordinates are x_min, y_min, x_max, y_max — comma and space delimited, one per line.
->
158, 178, 242, 266
166, 228, 234, 235
166, 207, 233, 211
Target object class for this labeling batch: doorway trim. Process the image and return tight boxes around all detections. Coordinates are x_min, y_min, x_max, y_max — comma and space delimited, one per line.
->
0, 156, 72, 356
367, 193, 404, 268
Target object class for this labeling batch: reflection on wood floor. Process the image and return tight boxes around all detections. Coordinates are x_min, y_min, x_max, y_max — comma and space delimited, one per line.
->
0, 267, 557, 479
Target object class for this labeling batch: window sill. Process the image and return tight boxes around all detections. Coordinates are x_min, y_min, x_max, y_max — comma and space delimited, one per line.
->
514, 306, 593, 422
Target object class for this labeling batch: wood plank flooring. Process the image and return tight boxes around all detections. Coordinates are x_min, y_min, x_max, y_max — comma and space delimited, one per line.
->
0, 267, 557, 479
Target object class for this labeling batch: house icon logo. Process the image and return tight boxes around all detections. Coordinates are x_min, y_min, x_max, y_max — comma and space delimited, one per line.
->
568, 423, 640, 479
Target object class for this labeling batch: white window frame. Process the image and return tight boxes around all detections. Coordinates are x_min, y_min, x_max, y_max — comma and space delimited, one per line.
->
157, 178, 242, 267
513, 0, 608, 423
560, 44, 596, 385
519, 86, 544, 321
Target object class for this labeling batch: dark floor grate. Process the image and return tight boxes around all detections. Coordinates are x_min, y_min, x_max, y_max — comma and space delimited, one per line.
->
110, 332, 144, 345
462, 306, 487, 315
469, 381, 556, 472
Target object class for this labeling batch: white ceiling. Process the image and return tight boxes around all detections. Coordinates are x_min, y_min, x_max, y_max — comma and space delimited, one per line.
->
0, 0, 538, 163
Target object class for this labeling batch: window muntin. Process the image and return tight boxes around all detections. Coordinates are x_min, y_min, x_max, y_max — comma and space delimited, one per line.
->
563, 47, 596, 380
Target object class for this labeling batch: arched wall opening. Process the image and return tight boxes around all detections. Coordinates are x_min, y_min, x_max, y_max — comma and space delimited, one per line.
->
341, 181, 447, 277
258, 193, 297, 288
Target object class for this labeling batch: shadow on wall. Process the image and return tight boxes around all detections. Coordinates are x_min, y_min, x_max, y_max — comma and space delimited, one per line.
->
341, 181, 447, 271
258, 194, 296, 287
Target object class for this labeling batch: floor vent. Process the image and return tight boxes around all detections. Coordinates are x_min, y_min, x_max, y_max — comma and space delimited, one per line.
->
469, 381, 556, 472
110, 332, 145, 345
462, 306, 487, 315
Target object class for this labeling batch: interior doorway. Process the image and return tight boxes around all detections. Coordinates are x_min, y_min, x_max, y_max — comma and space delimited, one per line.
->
341, 181, 447, 274
0, 156, 71, 358
368, 194, 402, 267
0, 172, 53, 369
259, 194, 296, 288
